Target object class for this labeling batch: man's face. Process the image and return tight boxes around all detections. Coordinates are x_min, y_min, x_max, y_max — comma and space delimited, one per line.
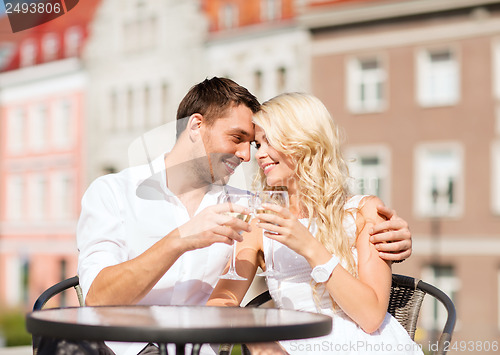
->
199, 104, 255, 184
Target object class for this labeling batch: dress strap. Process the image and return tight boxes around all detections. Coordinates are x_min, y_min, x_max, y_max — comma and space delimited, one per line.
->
344, 195, 370, 210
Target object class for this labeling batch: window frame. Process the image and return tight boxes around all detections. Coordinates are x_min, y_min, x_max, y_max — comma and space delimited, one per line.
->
219, 3, 239, 30
64, 26, 83, 57
53, 98, 73, 149
7, 107, 26, 154
344, 145, 391, 205
261, 0, 282, 22
346, 54, 387, 114
416, 45, 460, 107
6, 174, 25, 221
421, 265, 460, 332
42, 32, 59, 62
413, 142, 464, 219
20, 39, 36, 67
28, 103, 48, 151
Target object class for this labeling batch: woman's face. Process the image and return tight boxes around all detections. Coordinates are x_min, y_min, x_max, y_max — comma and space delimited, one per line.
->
253, 125, 297, 190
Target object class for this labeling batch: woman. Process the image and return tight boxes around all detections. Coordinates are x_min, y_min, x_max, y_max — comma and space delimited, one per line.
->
207, 93, 423, 354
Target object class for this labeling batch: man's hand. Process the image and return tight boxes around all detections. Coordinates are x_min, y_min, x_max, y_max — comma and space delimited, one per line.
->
176, 203, 252, 251
369, 205, 412, 262
86, 203, 252, 306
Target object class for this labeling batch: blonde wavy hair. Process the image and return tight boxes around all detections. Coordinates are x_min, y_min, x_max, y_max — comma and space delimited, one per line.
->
253, 92, 358, 279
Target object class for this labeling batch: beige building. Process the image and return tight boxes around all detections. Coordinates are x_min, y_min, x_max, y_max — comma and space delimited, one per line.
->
303, 0, 500, 352
83, 0, 207, 181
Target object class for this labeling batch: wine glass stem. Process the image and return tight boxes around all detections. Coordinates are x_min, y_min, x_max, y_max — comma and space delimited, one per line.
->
230, 241, 237, 272
268, 237, 275, 271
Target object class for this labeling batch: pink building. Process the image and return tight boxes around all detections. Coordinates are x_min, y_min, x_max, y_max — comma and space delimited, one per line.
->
0, 1, 100, 309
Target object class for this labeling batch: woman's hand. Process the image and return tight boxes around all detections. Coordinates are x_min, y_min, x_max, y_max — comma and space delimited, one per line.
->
255, 203, 330, 265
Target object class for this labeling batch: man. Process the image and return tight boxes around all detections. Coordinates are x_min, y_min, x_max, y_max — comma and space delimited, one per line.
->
77, 77, 411, 354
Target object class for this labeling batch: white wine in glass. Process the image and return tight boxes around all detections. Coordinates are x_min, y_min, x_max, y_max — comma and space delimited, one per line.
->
253, 190, 289, 277
225, 212, 252, 223
218, 192, 253, 280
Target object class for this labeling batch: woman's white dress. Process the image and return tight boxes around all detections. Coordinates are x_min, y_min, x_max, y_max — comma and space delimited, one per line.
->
262, 195, 424, 354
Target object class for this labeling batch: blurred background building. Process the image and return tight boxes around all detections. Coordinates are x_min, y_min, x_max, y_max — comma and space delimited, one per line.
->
0, 0, 499, 352
83, 0, 207, 181
0, 0, 101, 312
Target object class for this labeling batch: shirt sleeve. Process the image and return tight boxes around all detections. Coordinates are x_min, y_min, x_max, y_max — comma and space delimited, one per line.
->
77, 176, 128, 302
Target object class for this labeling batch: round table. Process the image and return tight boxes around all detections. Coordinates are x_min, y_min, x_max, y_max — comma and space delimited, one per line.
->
27, 305, 332, 355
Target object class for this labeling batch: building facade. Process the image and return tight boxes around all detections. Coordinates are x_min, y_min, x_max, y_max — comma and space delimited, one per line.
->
0, 0, 100, 308
204, 0, 309, 102
303, 0, 500, 350
83, 0, 208, 181
0, 1, 498, 351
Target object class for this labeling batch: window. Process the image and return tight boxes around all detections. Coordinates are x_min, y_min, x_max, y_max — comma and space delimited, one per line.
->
8, 108, 25, 153
31, 174, 47, 220
143, 17, 157, 50
123, 21, 138, 53
109, 90, 118, 131
421, 265, 459, 332
123, 17, 156, 53
161, 83, 169, 124
414, 143, 463, 218
347, 56, 386, 113
5, 257, 20, 306
0, 44, 14, 71
20, 39, 36, 67
220, 3, 238, 29
42, 33, 59, 62
345, 146, 391, 203
6, 175, 24, 221
417, 48, 459, 107
64, 26, 82, 57
53, 172, 73, 220
254, 70, 263, 99
277, 67, 287, 93
60, 259, 68, 307
144, 85, 150, 127
261, 0, 282, 21
21, 258, 30, 304
29, 104, 48, 150
127, 88, 134, 130
53, 99, 72, 148
5, 256, 30, 306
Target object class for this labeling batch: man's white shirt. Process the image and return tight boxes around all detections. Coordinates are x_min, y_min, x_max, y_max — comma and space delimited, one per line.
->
77, 153, 238, 355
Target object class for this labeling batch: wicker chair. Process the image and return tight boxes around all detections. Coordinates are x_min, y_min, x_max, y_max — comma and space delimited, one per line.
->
389, 273, 456, 348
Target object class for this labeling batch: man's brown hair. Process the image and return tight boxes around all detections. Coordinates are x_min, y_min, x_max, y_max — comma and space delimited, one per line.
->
176, 77, 260, 138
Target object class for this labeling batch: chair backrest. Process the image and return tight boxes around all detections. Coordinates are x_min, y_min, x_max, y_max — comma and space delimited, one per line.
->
33, 275, 84, 311
243, 273, 456, 355
389, 274, 456, 355
32, 276, 84, 354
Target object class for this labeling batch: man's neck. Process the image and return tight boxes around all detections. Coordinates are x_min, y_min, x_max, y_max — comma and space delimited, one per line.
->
164, 148, 212, 217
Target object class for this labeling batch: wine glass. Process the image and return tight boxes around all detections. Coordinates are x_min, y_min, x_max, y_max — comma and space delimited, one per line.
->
218, 192, 253, 280
253, 190, 289, 277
